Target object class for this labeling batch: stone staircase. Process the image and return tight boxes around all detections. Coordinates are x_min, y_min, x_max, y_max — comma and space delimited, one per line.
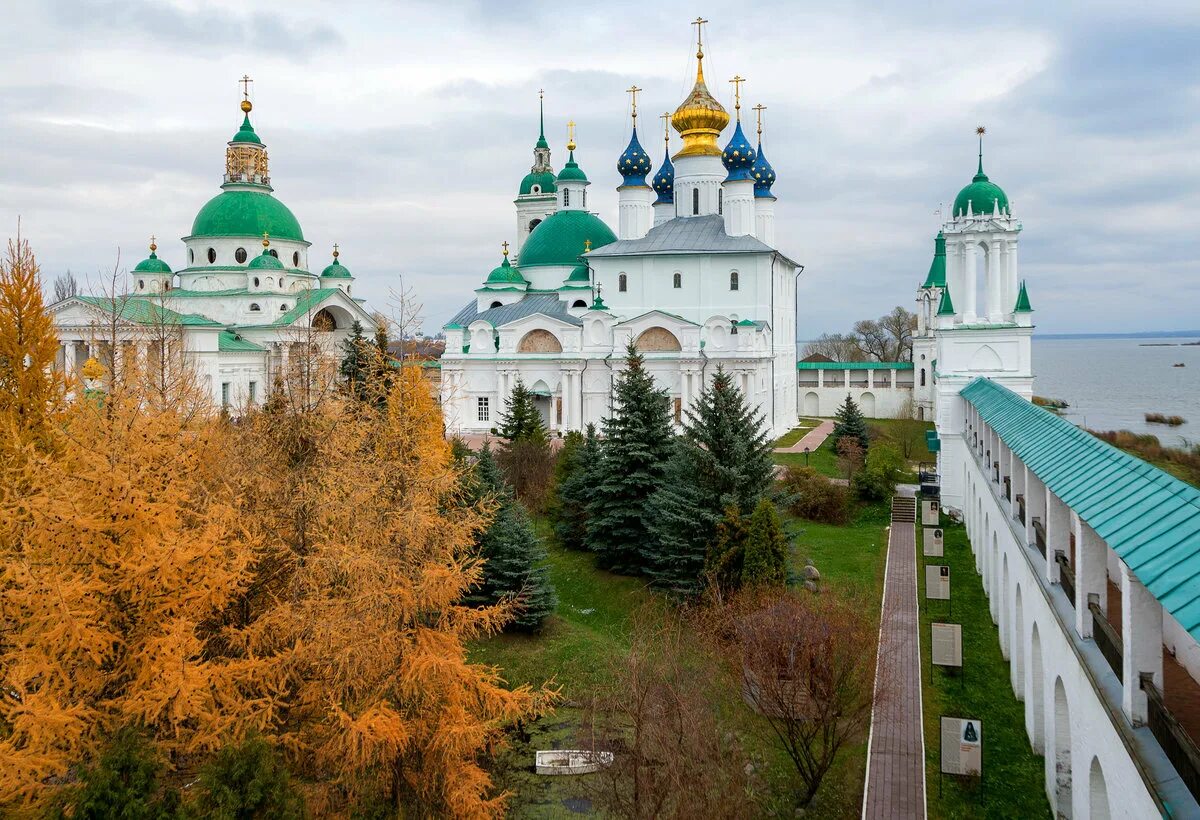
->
891, 495, 916, 524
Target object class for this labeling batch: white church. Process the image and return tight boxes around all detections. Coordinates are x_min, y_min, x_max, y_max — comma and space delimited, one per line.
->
439, 25, 799, 437
47, 86, 378, 407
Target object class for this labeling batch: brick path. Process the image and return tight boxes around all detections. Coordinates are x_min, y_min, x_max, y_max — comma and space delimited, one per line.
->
774, 419, 834, 454
862, 493, 926, 819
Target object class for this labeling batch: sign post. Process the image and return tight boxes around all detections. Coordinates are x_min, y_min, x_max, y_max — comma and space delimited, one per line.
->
939, 716, 982, 799
931, 622, 962, 678
922, 499, 940, 526
925, 564, 951, 616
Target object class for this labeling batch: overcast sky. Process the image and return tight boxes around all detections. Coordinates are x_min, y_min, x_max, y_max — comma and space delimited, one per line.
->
3, 0, 1198, 336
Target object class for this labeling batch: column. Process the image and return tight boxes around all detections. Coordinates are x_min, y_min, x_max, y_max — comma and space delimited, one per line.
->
817, 368, 824, 388
1025, 465, 1046, 550
964, 240, 978, 322
1006, 239, 1020, 312
1012, 454, 1026, 522
64, 340, 77, 378
1121, 563, 1163, 725
280, 342, 291, 385
1074, 518, 1107, 638
988, 238, 1003, 323
1045, 489, 1069, 584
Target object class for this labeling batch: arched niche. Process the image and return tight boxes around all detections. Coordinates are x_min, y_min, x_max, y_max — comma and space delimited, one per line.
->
634, 326, 681, 352
517, 328, 563, 353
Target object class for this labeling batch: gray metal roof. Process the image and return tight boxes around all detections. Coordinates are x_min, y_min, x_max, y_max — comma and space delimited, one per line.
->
586, 215, 775, 258
447, 293, 582, 329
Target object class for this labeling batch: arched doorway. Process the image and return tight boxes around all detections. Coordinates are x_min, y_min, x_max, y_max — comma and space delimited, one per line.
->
804, 391, 820, 417
312, 308, 337, 331
1030, 623, 1045, 753
1013, 585, 1025, 701
528, 379, 553, 427
634, 326, 681, 352
860, 391, 876, 417
1052, 677, 1073, 816
1089, 757, 1110, 820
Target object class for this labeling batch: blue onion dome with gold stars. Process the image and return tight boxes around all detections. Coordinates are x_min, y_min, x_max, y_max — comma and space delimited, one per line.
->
133, 239, 171, 273
652, 148, 674, 204
247, 236, 284, 270
617, 126, 652, 186
752, 140, 776, 197
721, 120, 756, 181
321, 247, 351, 278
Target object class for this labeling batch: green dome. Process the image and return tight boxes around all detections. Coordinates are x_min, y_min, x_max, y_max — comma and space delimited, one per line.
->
321, 257, 351, 278
556, 150, 588, 182
231, 113, 262, 145
248, 249, 284, 270
520, 170, 557, 196
484, 254, 526, 286
191, 189, 304, 241
953, 158, 1009, 218
133, 250, 171, 274
517, 209, 616, 267
565, 263, 590, 283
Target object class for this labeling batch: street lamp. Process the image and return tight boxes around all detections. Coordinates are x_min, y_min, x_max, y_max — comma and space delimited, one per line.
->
803, 446, 810, 466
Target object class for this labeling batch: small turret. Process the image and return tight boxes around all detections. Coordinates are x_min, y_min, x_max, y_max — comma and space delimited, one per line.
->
720, 75, 756, 237
132, 237, 173, 294
556, 121, 590, 211
616, 86, 655, 240
320, 244, 354, 294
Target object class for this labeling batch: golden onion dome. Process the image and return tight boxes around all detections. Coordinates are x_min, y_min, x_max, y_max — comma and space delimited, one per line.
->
671, 43, 729, 158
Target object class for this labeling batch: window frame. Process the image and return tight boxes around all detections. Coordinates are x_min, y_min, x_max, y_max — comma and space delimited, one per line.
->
477, 396, 490, 422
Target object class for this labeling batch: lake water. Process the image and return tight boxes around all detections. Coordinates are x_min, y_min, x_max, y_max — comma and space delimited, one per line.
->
1033, 337, 1200, 446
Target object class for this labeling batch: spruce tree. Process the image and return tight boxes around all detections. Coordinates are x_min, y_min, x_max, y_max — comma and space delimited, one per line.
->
492, 378, 554, 510
831, 393, 870, 452
586, 345, 674, 574
491, 378, 546, 442
468, 444, 557, 631
339, 320, 371, 401
646, 366, 775, 594
703, 506, 749, 592
741, 498, 788, 587
552, 424, 601, 550
368, 324, 393, 405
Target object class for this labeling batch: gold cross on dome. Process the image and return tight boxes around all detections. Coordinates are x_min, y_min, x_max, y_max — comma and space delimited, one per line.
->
660, 111, 671, 143
752, 103, 766, 138
501, 240, 509, 257
626, 85, 642, 124
566, 119, 576, 151
240, 74, 253, 100
333, 242, 340, 258
149, 234, 156, 252
584, 239, 592, 252
692, 17, 708, 56
729, 75, 746, 116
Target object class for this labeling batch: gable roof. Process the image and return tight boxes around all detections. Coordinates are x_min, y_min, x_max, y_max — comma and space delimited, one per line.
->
447, 294, 582, 329
586, 215, 776, 258
961, 377, 1200, 642
218, 330, 266, 352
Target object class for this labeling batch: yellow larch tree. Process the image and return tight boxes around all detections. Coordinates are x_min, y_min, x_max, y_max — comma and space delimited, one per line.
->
235, 364, 550, 817
0, 294, 283, 809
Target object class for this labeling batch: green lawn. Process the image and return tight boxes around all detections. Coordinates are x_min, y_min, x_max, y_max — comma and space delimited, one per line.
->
919, 519, 1050, 818
472, 504, 893, 818
774, 418, 823, 448
773, 418, 936, 484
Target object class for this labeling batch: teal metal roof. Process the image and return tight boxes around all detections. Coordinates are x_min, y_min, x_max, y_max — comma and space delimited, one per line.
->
796, 361, 914, 370
962, 378, 1200, 642
75, 296, 220, 327
273, 288, 342, 326
218, 331, 266, 352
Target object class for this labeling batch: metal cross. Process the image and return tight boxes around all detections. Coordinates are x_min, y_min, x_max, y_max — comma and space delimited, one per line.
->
566, 119, 576, 150
660, 112, 671, 144
501, 240, 509, 256
692, 17, 708, 56
240, 74, 253, 100
729, 75, 746, 116
752, 103, 767, 138
626, 85, 642, 124
333, 242, 340, 258
583, 239, 592, 252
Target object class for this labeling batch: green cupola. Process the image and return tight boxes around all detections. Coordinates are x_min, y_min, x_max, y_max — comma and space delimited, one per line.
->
483, 244, 527, 287
519, 90, 558, 197
321, 245, 352, 279
133, 238, 172, 274
247, 236, 285, 270
922, 231, 947, 288
953, 128, 1009, 218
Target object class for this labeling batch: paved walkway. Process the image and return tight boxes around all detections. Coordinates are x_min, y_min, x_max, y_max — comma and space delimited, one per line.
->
774, 419, 834, 453
863, 492, 926, 819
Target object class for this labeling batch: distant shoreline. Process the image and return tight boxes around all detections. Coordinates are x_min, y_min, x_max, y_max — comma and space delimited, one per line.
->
1034, 330, 1200, 340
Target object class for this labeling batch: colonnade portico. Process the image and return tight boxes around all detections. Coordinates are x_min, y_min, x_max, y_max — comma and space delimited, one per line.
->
952, 378, 1200, 817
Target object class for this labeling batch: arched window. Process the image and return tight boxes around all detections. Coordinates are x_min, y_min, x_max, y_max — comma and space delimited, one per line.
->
563, 188, 570, 207
730, 271, 739, 291
268, 248, 278, 258
572, 299, 587, 308
529, 218, 542, 232
253, 277, 260, 287
692, 188, 699, 215
920, 368, 926, 386
583, 189, 587, 208
490, 300, 503, 309
207, 247, 216, 264
673, 272, 681, 289
250, 303, 261, 312
280, 303, 288, 311
235, 247, 248, 263
137, 279, 145, 290
292, 251, 300, 267
188, 248, 195, 264
531, 184, 541, 194
312, 308, 336, 331
718, 188, 723, 215
619, 273, 627, 292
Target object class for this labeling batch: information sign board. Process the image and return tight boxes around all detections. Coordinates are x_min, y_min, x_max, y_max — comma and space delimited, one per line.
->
926, 565, 950, 600
940, 717, 982, 776
931, 622, 962, 668
923, 527, 944, 557
922, 499, 940, 526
